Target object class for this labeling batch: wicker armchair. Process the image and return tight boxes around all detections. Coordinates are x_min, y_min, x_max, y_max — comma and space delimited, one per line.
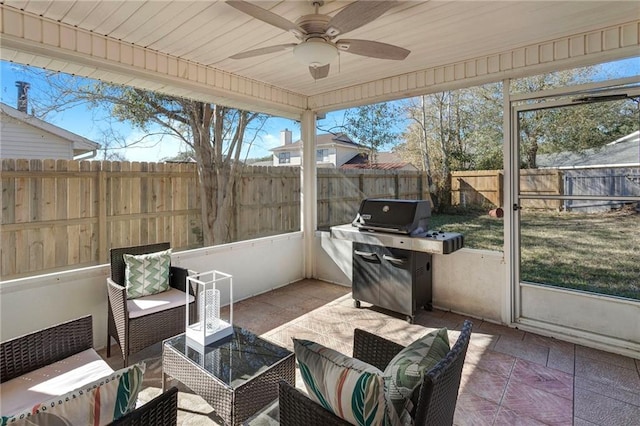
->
279, 320, 473, 426
0, 315, 179, 425
107, 242, 196, 367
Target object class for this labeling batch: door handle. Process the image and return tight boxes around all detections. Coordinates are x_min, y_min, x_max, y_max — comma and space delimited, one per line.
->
354, 250, 379, 261
382, 254, 407, 265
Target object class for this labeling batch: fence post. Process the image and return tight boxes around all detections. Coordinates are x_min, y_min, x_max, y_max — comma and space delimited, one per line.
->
497, 170, 504, 207
557, 169, 564, 212
394, 174, 400, 199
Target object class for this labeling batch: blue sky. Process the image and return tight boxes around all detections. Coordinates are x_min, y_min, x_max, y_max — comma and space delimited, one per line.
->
0, 60, 310, 160
1, 57, 637, 161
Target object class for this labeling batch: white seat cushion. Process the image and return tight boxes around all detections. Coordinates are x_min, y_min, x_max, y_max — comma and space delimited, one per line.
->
127, 287, 194, 319
0, 348, 113, 415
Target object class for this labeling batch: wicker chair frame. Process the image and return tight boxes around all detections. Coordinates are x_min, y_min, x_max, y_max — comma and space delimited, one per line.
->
107, 242, 197, 367
279, 320, 473, 426
0, 315, 179, 425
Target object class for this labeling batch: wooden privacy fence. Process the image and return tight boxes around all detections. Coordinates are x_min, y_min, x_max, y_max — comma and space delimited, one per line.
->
317, 168, 429, 230
1, 160, 431, 280
235, 165, 300, 240
451, 169, 563, 210
3, 159, 577, 280
451, 170, 503, 207
1, 159, 201, 280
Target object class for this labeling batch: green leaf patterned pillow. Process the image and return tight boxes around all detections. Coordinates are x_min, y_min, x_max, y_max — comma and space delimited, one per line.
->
1, 362, 145, 426
124, 249, 172, 299
383, 328, 450, 426
294, 339, 386, 426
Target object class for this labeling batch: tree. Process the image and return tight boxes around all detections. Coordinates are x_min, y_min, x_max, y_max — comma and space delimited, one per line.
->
342, 102, 399, 164
26, 68, 267, 246
399, 86, 502, 210
398, 65, 638, 210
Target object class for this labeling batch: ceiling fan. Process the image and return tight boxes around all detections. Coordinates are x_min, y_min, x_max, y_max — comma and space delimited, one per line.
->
226, 0, 410, 80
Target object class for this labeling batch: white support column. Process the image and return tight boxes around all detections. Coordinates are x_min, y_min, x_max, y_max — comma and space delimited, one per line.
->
300, 110, 317, 278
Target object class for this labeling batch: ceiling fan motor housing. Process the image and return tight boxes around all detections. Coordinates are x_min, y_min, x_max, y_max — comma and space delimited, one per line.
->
295, 14, 332, 39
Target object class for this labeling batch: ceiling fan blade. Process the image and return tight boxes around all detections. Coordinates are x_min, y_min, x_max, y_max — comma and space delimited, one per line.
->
229, 43, 297, 60
326, 1, 397, 36
336, 39, 410, 60
309, 64, 330, 80
226, 0, 305, 36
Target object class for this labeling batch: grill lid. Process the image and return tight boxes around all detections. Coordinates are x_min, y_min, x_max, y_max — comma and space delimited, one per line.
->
353, 198, 431, 235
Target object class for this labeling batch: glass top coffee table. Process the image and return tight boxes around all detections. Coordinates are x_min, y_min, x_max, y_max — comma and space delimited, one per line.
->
162, 326, 295, 426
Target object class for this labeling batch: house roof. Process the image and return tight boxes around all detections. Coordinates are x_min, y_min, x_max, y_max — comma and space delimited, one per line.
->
341, 152, 417, 170
270, 133, 363, 152
537, 131, 640, 169
0, 103, 100, 156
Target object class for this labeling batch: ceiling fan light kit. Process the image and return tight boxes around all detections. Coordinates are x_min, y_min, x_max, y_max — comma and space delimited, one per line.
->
227, 0, 409, 80
293, 38, 338, 67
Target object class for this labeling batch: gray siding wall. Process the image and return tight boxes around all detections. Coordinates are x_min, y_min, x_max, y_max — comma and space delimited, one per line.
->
0, 115, 73, 160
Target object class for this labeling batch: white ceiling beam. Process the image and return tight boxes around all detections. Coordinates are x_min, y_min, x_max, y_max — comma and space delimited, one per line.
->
0, 5, 307, 120
308, 20, 640, 114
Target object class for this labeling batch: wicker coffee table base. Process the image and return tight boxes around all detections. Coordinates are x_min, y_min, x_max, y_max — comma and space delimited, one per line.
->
162, 345, 295, 426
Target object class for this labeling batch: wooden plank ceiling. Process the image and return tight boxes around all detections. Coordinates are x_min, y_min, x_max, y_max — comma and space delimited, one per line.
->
1, 1, 638, 116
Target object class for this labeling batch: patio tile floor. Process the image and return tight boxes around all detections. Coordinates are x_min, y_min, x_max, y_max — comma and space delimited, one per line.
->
100, 279, 640, 425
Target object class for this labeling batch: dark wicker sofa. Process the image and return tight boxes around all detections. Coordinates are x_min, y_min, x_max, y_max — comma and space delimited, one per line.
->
0, 315, 178, 425
279, 320, 473, 426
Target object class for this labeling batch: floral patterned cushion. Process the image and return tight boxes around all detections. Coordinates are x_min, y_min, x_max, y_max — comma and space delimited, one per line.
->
1, 363, 145, 426
124, 249, 171, 299
294, 339, 386, 426
383, 328, 450, 425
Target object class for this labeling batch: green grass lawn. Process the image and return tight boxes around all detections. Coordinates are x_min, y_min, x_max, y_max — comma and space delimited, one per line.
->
430, 208, 640, 300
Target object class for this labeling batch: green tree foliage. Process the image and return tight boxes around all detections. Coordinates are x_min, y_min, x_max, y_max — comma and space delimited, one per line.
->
517, 97, 638, 168
343, 102, 399, 164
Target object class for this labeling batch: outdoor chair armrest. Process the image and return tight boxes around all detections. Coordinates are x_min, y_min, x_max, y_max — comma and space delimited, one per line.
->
168, 266, 193, 295
352, 328, 405, 371
278, 381, 351, 426
107, 278, 128, 314
109, 386, 179, 426
0, 315, 93, 383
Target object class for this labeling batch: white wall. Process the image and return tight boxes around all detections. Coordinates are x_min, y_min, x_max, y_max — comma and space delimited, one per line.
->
519, 284, 640, 358
431, 249, 505, 322
314, 233, 505, 322
313, 232, 640, 358
276, 150, 302, 166
335, 147, 360, 167
0, 233, 305, 348
0, 115, 74, 159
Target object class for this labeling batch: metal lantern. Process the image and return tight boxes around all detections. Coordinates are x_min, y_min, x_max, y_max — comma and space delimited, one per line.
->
186, 270, 233, 348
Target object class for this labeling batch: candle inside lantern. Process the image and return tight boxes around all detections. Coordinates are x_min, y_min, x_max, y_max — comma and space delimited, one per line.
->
199, 288, 220, 331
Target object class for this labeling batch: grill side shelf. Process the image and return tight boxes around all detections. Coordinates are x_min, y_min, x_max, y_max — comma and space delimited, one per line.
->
331, 224, 464, 255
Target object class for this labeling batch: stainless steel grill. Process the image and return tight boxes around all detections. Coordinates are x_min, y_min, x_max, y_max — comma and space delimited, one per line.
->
331, 199, 464, 323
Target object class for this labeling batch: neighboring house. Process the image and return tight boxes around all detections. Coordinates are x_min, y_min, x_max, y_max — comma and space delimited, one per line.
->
0, 102, 100, 160
341, 152, 418, 171
537, 130, 639, 169
537, 131, 640, 212
270, 129, 416, 170
271, 129, 363, 168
